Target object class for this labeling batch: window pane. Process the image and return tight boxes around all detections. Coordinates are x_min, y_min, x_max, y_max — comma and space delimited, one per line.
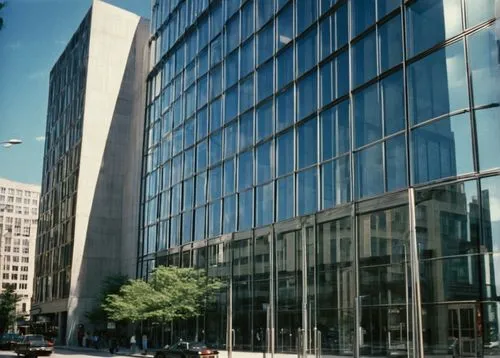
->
211, 2, 223, 38
256, 183, 273, 227
386, 134, 407, 191
296, 0, 318, 34
466, 0, 496, 27
241, 37, 254, 78
356, 143, 383, 199
257, 0, 273, 28
173, 127, 183, 155
241, 0, 254, 41
412, 113, 473, 184
406, 0, 462, 57
322, 155, 350, 209
257, 99, 273, 141
238, 150, 254, 190
184, 148, 195, 178
172, 155, 183, 184
256, 141, 273, 184
277, 175, 294, 221
183, 178, 195, 210
240, 75, 254, 112
298, 168, 318, 216
171, 183, 182, 215
319, 6, 347, 59
480, 176, 500, 252
258, 60, 274, 102
276, 87, 294, 131
476, 107, 500, 171
277, 3, 293, 49
224, 121, 238, 157
297, 28, 317, 76
408, 41, 468, 125
194, 206, 206, 241
379, 14, 402, 73
186, 85, 196, 118
239, 111, 254, 150
298, 71, 317, 120
320, 51, 349, 107
378, 0, 400, 19
208, 199, 222, 237
209, 165, 222, 200
277, 46, 294, 90
226, 51, 239, 89
184, 118, 195, 148
197, 107, 208, 140
196, 172, 207, 206
351, 0, 375, 37
277, 129, 294, 176
298, 118, 318, 169
211, 98, 223, 131
197, 140, 208, 171
258, 22, 274, 65
224, 158, 236, 195
223, 195, 236, 234
321, 100, 350, 161
354, 82, 382, 148
211, 35, 223, 66
209, 131, 223, 165
239, 189, 253, 230
225, 86, 238, 122
468, 25, 500, 108
226, 15, 240, 54
382, 71, 405, 135
352, 31, 377, 87
210, 65, 222, 99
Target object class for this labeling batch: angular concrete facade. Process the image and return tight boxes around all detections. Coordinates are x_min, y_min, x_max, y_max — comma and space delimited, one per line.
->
33, 0, 149, 345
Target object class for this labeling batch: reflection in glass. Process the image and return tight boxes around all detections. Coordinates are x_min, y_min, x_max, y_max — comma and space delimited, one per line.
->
382, 71, 405, 135
352, 31, 377, 88
194, 206, 205, 241
240, 75, 254, 112
277, 46, 294, 90
223, 194, 236, 234
351, 0, 375, 37
476, 107, 500, 171
238, 150, 254, 190
257, 100, 273, 142
386, 135, 407, 192
481, 176, 500, 253
297, 71, 317, 120
277, 88, 294, 131
277, 129, 294, 176
354, 83, 382, 148
298, 167, 318, 216
277, 175, 294, 221
224, 158, 235, 195
258, 60, 273, 102
209, 131, 222, 165
241, 0, 254, 41
256, 141, 273, 185
356, 143, 383, 199
466, 0, 496, 27
320, 51, 349, 107
256, 183, 273, 227
241, 37, 254, 78
277, 3, 293, 49
239, 189, 253, 230
195, 171, 206, 206
232, 237, 252, 350
298, 118, 318, 169
321, 100, 350, 161
378, 14, 402, 73
297, 28, 317, 76
239, 111, 254, 150
258, 22, 273, 65
322, 155, 350, 209
209, 199, 221, 237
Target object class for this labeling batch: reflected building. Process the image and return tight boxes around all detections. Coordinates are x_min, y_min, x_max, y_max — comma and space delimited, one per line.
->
140, 1, 500, 357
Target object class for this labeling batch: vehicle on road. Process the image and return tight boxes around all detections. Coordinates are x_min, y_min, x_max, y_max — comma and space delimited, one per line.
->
0, 333, 23, 350
14, 335, 53, 357
154, 341, 218, 358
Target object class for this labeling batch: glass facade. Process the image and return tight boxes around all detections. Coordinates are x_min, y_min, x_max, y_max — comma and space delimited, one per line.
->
142, 0, 500, 356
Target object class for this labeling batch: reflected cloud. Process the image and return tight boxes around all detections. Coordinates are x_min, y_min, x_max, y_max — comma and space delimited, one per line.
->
27, 70, 48, 81
35, 136, 45, 142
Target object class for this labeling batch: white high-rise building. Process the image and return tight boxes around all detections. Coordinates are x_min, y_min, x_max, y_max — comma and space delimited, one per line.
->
0, 178, 40, 327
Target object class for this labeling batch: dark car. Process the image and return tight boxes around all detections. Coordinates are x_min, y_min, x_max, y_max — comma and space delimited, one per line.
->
0, 333, 23, 350
154, 341, 218, 358
14, 335, 53, 357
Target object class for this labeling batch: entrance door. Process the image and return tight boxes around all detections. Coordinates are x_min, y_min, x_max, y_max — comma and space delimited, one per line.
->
448, 305, 478, 357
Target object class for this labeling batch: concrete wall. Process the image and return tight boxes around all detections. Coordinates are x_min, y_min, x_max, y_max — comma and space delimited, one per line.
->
66, 0, 148, 345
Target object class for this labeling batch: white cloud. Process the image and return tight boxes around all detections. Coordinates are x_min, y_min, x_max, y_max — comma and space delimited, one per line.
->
35, 136, 45, 142
27, 71, 48, 81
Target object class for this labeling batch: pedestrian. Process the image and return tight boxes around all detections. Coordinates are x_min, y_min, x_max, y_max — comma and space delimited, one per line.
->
142, 334, 148, 355
82, 332, 88, 348
93, 333, 99, 349
130, 335, 136, 353
109, 337, 118, 354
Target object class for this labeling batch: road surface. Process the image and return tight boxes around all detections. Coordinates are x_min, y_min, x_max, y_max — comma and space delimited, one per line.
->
0, 349, 134, 358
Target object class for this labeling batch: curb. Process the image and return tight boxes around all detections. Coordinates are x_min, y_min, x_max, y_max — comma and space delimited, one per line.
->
55, 346, 155, 358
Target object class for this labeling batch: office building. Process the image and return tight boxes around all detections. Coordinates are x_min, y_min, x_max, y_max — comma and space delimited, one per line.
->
0, 178, 40, 330
32, 0, 149, 345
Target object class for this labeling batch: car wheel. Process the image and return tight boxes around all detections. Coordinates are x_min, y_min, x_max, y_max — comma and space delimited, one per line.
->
156, 354, 165, 358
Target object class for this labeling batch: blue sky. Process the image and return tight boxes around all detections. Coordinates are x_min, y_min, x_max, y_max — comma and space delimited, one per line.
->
0, 0, 150, 185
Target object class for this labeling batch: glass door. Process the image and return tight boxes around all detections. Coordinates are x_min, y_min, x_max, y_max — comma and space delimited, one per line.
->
448, 304, 478, 357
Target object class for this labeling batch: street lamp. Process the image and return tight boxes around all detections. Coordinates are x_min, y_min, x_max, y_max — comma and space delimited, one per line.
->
1, 139, 22, 148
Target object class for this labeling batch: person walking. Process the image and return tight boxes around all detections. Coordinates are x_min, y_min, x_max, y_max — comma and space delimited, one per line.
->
142, 334, 148, 355
130, 335, 136, 354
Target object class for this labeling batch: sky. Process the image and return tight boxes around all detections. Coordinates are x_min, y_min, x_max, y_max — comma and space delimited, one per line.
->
0, 0, 150, 185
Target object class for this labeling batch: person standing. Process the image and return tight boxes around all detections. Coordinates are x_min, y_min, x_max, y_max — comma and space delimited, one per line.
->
142, 334, 148, 354
130, 335, 136, 354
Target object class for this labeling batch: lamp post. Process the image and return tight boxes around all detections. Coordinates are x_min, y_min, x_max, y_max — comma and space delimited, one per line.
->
1, 139, 22, 148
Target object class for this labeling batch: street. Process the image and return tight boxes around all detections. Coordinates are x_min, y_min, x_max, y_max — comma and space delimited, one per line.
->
0, 350, 135, 358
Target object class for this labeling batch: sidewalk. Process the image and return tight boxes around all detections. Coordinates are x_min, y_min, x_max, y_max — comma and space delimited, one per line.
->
55, 345, 157, 358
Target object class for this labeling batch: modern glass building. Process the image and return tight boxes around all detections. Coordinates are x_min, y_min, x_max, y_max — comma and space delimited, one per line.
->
140, 0, 500, 356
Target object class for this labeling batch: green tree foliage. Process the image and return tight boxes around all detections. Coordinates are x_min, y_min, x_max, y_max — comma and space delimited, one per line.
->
85, 274, 129, 325
0, 283, 20, 333
103, 266, 223, 323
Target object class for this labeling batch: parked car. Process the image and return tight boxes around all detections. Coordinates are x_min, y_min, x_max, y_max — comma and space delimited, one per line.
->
154, 341, 218, 358
0, 333, 23, 350
14, 335, 53, 357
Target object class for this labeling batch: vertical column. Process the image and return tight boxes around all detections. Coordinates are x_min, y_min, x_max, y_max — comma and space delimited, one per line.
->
301, 225, 308, 358
352, 203, 360, 358
269, 230, 275, 357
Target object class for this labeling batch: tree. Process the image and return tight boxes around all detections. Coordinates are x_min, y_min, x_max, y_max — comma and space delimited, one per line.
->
0, 2, 5, 31
85, 274, 129, 326
0, 283, 21, 333
103, 266, 223, 324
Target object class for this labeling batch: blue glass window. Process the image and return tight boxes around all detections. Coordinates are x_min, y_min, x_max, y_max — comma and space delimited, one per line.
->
197, 75, 208, 108
241, 0, 254, 41
183, 212, 193, 245
277, 175, 294, 221
258, 22, 274, 65
183, 178, 194, 210
277, 129, 294, 176
476, 107, 500, 171
186, 85, 196, 118
210, 65, 222, 99
225, 86, 239, 122
184, 148, 195, 178
277, 46, 294, 90
184, 118, 195, 149
256, 183, 273, 227
351, 0, 375, 37
194, 206, 206, 241
378, 0, 400, 19
382, 71, 405, 135
257, 100, 273, 142
211, 2, 223, 38
466, 0, 496, 27
162, 163, 171, 189
386, 135, 407, 191
356, 143, 384, 199
379, 14, 402, 73
240, 111, 254, 150
239, 189, 253, 231
209, 165, 222, 200
208, 199, 222, 237
240, 75, 254, 112
238, 150, 254, 190
321, 100, 350, 161
225, 15, 240, 54
277, 87, 294, 131
297, 28, 317, 76
468, 26, 500, 108
172, 154, 183, 184
354, 83, 382, 148
322, 155, 350, 209
223, 195, 237, 233
320, 51, 349, 107
298, 118, 318, 169
258, 60, 274, 102
185, 62, 196, 89
257, 0, 273, 29
224, 158, 236, 195
226, 50, 239, 89
197, 140, 208, 171
277, 3, 293, 49
297, 0, 317, 34
352, 31, 377, 87
256, 140, 273, 184
197, 107, 208, 140
198, 16, 209, 49
210, 98, 223, 131
195, 171, 207, 206
408, 41, 468, 125
406, 0, 462, 57
298, 168, 318, 215
171, 183, 182, 215
198, 48, 209, 76
319, 3, 348, 59
298, 71, 317, 120
160, 191, 170, 219
241, 37, 254, 78
209, 131, 223, 165
170, 215, 180, 247
412, 113, 473, 184
211, 35, 223, 66
224, 121, 238, 157
162, 136, 172, 163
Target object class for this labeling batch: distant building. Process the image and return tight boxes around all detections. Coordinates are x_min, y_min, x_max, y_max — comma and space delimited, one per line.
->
0, 178, 40, 331
32, 0, 149, 345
